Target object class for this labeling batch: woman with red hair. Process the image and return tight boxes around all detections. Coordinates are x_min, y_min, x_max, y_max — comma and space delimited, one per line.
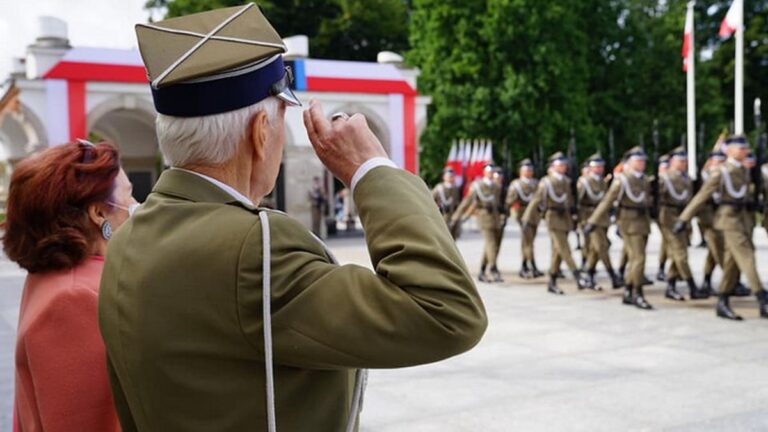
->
5, 140, 137, 432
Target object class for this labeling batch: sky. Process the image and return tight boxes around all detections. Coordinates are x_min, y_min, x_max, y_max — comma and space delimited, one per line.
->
0, 0, 152, 80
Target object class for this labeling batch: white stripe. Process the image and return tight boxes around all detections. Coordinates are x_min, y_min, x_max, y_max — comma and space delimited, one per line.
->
388, 93, 405, 168
305, 59, 406, 81
45, 79, 68, 146
259, 211, 277, 432
61, 47, 143, 66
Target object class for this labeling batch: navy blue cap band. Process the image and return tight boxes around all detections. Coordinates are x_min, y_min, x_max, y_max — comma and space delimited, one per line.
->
725, 136, 748, 146
151, 56, 285, 117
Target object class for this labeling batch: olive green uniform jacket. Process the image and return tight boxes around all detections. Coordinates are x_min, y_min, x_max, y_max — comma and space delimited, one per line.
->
679, 160, 751, 231
658, 169, 693, 227
506, 178, 539, 224
577, 175, 609, 227
522, 173, 574, 232
452, 179, 502, 229
588, 171, 652, 236
99, 167, 487, 432
432, 182, 461, 225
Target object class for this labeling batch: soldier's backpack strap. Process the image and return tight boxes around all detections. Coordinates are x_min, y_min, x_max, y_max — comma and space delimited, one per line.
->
257, 210, 367, 432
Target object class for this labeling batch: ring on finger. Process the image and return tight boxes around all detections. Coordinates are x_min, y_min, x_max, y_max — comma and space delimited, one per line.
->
331, 112, 350, 121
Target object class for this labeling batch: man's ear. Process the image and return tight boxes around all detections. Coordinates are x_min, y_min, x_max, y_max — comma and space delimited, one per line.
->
249, 111, 269, 162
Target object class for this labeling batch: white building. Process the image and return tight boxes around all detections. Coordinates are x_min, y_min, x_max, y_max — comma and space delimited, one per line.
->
0, 18, 430, 233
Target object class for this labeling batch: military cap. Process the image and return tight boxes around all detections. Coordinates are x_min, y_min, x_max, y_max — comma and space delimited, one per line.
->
518, 158, 534, 168
658, 154, 670, 165
708, 150, 726, 160
724, 135, 748, 148
135, 3, 300, 117
443, 167, 455, 175
669, 146, 687, 159
548, 151, 568, 164
483, 163, 495, 172
623, 146, 647, 161
586, 153, 605, 166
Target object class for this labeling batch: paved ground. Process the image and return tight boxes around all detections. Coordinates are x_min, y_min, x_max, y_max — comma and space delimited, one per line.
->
1, 223, 768, 431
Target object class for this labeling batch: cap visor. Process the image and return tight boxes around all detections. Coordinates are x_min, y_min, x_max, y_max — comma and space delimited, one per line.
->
276, 86, 302, 107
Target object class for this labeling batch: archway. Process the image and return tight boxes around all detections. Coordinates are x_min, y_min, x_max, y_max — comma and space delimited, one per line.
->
88, 98, 159, 202
0, 104, 47, 206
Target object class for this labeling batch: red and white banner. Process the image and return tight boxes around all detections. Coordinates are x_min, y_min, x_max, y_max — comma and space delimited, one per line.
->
719, 0, 742, 38
682, 5, 694, 72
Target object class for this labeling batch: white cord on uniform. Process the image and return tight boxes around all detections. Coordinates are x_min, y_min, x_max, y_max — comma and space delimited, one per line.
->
259, 211, 277, 432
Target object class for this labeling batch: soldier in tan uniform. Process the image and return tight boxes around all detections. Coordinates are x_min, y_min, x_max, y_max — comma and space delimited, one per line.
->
578, 154, 623, 290
432, 168, 461, 236
98, 7, 488, 431
308, 176, 326, 236
675, 135, 768, 320
506, 159, 543, 279
522, 152, 590, 294
493, 167, 509, 263
658, 147, 710, 301
655, 155, 670, 282
453, 164, 504, 282
585, 147, 653, 309
698, 150, 727, 295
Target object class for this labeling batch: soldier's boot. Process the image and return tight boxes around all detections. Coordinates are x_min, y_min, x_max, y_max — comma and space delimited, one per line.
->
575, 270, 592, 290
634, 286, 653, 310
688, 278, 710, 300
716, 294, 743, 321
554, 269, 565, 279
622, 285, 634, 306
618, 264, 626, 280
656, 267, 666, 282
757, 290, 768, 319
608, 269, 625, 289
702, 273, 717, 297
664, 278, 685, 301
642, 275, 654, 286
490, 266, 504, 283
587, 269, 603, 291
519, 260, 532, 279
547, 274, 564, 295
478, 265, 489, 283
531, 260, 544, 278
733, 281, 752, 297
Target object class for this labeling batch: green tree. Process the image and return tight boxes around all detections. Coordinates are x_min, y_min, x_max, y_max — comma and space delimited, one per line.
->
145, 0, 409, 61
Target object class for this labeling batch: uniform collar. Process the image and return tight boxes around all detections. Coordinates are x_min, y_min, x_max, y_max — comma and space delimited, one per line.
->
551, 172, 564, 180
590, 173, 602, 181
152, 169, 257, 209
443, 182, 454, 188
520, 177, 533, 184
482, 177, 494, 186
174, 168, 255, 206
728, 158, 742, 167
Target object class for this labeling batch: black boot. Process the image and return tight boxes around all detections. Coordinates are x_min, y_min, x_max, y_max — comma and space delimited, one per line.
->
665, 278, 685, 301
554, 269, 565, 279
702, 273, 717, 296
478, 265, 489, 283
622, 285, 634, 305
642, 275, 654, 286
733, 282, 751, 297
716, 294, 743, 320
490, 266, 504, 283
757, 290, 768, 319
688, 278, 710, 300
531, 260, 544, 278
634, 286, 653, 310
519, 260, 532, 279
656, 267, 666, 282
588, 269, 603, 291
608, 269, 624, 289
618, 264, 626, 280
575, 270, 592, 290
548, 273, 564, 295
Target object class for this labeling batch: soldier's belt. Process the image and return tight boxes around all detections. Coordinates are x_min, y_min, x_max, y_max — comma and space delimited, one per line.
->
619, 204, 648, 211
660, 203, 686, 210
719, 201, 746, 208
547, 206, 567, 213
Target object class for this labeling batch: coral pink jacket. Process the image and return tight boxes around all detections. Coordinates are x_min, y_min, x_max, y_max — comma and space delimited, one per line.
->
14, 256, 120, 432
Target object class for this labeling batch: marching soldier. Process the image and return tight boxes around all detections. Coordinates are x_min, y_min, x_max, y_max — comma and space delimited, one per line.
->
578, 153, 623, 290
655, 155, 670, 282
585, 147, 654, 309
675, 135, 768, 320
308, 176, 326, 237
698, 150, 727, 295
658, 147, 709, 301
493, 167, 509, 267
506, 159, 543, 279
453, 164, 504, 283
432, 168, 461, 237
522, 152, 590, 294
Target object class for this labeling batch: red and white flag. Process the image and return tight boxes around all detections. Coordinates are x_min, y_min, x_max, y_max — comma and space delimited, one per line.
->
682, 4, 694, 72
719, 0, 742, 38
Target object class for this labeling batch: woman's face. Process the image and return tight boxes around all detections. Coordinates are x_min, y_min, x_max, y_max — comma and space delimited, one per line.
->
106, 169, 138, 232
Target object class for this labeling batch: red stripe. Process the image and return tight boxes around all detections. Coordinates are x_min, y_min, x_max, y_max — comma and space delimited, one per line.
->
403, 94, 417, 173
306, 77, 416, 95
45, 62, 147, 83
67, 81, 86, 141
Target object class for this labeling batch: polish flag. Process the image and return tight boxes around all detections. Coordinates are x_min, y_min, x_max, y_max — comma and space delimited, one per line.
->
483, 141, 494, 165
719, 0, 742, 38
682, 5, 694, 72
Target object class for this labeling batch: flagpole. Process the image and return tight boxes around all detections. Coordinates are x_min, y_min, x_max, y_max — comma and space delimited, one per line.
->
687, 1, 697, 178
735, 0, 744, 134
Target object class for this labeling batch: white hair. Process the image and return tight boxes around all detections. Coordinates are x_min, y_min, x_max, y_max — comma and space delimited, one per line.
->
155, 97, 280, 167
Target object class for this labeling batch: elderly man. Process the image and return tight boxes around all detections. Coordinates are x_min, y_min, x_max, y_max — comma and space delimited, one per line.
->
675, 136, 768, 320
99, 6, 487, 432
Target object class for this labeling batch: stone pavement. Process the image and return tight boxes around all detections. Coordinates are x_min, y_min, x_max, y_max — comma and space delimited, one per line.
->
1, 224, 767, 431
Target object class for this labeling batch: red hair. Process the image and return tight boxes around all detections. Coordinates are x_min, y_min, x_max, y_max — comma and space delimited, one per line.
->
3, 142, 120, 273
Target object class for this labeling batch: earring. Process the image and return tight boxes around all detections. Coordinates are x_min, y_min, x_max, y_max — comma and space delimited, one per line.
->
101, 220, 113, 240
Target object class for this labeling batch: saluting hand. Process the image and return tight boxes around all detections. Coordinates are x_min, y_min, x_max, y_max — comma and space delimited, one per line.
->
303, 99, 389, 186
